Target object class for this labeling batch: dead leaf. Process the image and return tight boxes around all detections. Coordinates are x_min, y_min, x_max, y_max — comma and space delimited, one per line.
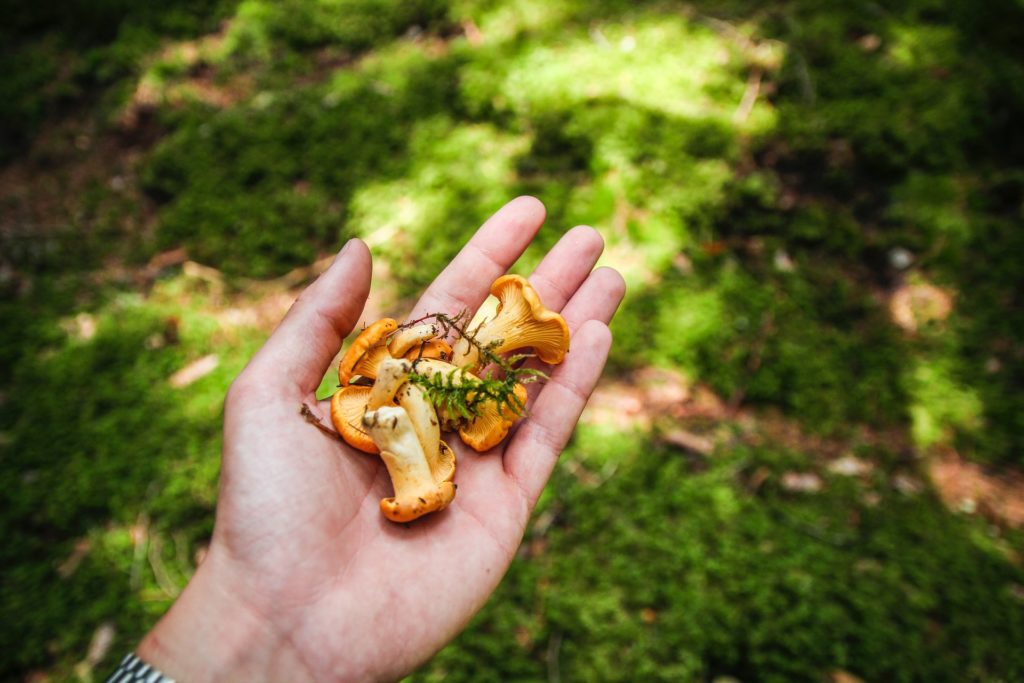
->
74, 621, 116, 679
57, 538, 92, 579
889, 282, 953, 333
929, 451, 1024, 527
828, 455, 872, 477
169, 354, 219, 388
662, 429, 714, 455
830, 671, 866, 683
893, 473, 923, 496
781, 471, 823, 493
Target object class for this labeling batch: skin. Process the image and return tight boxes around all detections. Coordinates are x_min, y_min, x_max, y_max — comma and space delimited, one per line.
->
137, 197, 626, 682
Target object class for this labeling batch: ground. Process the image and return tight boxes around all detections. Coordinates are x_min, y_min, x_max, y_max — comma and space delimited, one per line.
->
2, 0, 1023, 681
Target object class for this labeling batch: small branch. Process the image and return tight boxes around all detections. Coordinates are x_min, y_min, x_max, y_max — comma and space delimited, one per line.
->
301, 402, 343, 440
733, 67, 762, 124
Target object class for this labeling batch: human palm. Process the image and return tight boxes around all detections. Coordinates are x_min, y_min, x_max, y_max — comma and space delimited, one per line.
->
138, 197, 624, 682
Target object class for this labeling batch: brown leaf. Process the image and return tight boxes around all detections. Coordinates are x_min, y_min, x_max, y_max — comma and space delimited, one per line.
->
57, 538, 91, 579
662, 429, 714, 455
169, 354, 219, 388
781, 471, 823, 493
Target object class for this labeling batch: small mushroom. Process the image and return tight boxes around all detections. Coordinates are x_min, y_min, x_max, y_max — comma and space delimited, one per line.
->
411, 359, 528, 453
450, 275, 569, 370
330, 385, 377, 454
367, 358, 413, 410
396, 381, 456, 482
458, 382, 528, 452
338, 318, 398, 385
362, 406, 456, 522
402, 338, 452, 362
389, 323, 439, 357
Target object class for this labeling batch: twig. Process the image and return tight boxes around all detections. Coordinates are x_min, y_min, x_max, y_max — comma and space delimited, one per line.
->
301, 402, 344, 440
733, 67, 763, 124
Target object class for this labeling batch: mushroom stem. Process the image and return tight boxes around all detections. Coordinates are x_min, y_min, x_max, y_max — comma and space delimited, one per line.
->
396, 382, 455, 482
363, 406, 456, 522
367, 358, 413, 409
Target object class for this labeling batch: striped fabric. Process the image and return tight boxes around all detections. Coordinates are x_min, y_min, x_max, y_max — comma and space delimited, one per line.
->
105, 653, 175, 683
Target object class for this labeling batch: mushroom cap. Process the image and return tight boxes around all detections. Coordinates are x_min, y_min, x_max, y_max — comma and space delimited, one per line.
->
330, 385, 377, 454
403, 338, 452, 362
379, 481, 456, 523
389, 323, 439, 358
490, 274, 570, 364
451, 275, 570, 368
458, 382, 529, 452
338, 318, 398, 385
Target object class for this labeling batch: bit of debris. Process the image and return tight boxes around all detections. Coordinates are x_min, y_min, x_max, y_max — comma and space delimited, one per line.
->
57, 538, 92, 579
781, 471, 824, 493
828, 455, 873, 477
889, 282, 953, 333
168, 354, 219, 388
661, 429, 714, 456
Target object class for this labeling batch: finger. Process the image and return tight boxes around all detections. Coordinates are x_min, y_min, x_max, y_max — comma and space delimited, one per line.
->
526, 225, 605, 310
504, 320, 613, 510
407, 196, 546, 319
243, 239, 372, 395
503, 266, 624, 493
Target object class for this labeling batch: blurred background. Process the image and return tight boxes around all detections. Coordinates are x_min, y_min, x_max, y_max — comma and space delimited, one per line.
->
2, 0, 1024, 680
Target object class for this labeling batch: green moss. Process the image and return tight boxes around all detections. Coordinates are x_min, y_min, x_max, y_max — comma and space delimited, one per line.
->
5, 0, 1024, 678
415, 440, 1024, 682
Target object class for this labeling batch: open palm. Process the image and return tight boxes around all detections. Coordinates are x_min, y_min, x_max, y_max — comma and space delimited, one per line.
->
138, 197, 624, 682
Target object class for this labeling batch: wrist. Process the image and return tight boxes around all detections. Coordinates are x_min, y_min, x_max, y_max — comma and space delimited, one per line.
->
136, 546, 313, 683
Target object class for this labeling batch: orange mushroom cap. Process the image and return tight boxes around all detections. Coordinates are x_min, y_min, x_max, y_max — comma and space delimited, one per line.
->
450, 275, 569, 369
338, 318, 398, 385
403, 338, 452, 362
459, 382, 528, 452
411, 358, 528, 452
330, 385, 377, 454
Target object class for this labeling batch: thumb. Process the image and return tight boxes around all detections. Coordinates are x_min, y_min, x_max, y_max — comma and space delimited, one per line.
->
244, 238, 372, 395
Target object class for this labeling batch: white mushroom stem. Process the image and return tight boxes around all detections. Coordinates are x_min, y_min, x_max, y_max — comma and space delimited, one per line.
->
362, 406, 455, 522
396, 382, 452, 480
389, 323, 439, 357
367, 358, 412, 409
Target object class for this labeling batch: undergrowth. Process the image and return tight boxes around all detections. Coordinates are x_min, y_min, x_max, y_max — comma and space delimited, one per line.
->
3, 0, 1024, 679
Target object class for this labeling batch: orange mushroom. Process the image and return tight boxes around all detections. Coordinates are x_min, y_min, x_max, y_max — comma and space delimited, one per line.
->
362, 406, 456, 522
337, 318, 398, 385
458, 382, 528, 451
330, 385, 377, 454
402, 338, 452, 362
389, 323, 439, 357
450, 275, 569, 370
411, 358, 528, 453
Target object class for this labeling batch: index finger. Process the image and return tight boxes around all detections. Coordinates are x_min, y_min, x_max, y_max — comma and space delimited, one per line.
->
406, 196, 546, 320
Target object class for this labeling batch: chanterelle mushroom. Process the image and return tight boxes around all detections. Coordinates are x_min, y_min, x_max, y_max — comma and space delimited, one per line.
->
330, 385, 377, 454
389, 323, 440, 357
459, 382, 528, 452
338, 318, 398, 385
412, 358, 528, 452
363, 406, 456, 522
450, 274, 570, 370
396, 382, 456, 482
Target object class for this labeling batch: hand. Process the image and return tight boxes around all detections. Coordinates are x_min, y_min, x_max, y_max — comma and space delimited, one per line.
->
137, 197, 626, 682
